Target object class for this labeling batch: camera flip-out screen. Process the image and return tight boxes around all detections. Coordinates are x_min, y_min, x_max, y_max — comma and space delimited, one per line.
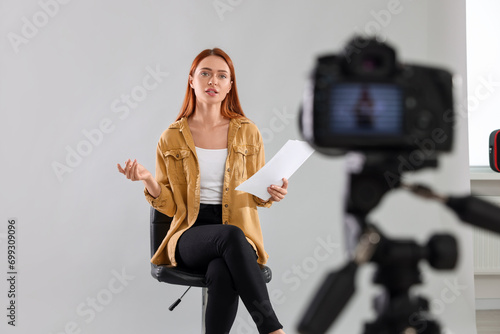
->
328, 83, 403, 136
303, 37, 454, 154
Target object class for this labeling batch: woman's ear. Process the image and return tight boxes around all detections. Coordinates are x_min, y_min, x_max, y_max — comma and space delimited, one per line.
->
189, 75, 194, 88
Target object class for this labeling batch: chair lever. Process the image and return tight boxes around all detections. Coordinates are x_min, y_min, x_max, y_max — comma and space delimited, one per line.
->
169, 286, 192, 311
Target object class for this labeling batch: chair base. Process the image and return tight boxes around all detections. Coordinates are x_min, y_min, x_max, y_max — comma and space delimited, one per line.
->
201, 287, 207, 334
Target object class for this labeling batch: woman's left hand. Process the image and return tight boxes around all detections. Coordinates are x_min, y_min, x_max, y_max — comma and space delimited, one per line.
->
267, 178, 288, 202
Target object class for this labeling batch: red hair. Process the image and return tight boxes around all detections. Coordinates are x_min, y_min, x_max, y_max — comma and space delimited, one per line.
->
175, 48, 246, 121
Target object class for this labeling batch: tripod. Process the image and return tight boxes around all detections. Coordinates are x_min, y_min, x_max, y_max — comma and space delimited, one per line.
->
297, 153, 467, 334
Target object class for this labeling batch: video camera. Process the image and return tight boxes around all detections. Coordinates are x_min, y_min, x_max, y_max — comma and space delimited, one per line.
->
300, 36, 454, 157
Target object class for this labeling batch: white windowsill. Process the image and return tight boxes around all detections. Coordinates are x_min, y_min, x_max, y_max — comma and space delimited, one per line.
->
470, 166, 500, 181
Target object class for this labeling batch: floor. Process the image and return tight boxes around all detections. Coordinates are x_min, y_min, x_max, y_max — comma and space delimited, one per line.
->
476, 310, 500, 334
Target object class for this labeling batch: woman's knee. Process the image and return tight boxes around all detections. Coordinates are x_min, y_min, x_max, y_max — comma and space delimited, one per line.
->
216, 225, 258, 260
205, 258, 235, 289
218, 225, 247, 244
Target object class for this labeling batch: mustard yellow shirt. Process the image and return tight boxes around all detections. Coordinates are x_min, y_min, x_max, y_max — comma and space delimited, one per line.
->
144, 117, 272, 266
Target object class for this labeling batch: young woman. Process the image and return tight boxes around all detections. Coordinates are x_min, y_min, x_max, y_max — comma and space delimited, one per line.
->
118, 48, 287, 334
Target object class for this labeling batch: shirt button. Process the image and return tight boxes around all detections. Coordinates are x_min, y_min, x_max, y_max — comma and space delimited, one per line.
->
226, 187, 229, 191
227, 168, 231, 172
176, 154, 179, 158
245, 150, 248, 154
224, 204, 228, 208
224, 221, 228, 225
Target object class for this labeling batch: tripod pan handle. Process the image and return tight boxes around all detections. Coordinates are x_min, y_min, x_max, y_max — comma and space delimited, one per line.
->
297, 261, 358, 334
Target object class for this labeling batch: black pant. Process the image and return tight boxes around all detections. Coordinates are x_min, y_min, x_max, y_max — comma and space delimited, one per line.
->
175, 204, 283, 334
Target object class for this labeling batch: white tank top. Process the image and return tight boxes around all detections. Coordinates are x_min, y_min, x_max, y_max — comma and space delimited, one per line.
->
195, 147, 228, 204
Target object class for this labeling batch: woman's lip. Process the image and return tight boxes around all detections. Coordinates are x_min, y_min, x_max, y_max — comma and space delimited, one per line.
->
205, 89, 218, 96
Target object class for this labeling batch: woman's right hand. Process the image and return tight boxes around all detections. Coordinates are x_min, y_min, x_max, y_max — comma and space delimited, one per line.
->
117, 159, 152, 182
117, 159, 161, 198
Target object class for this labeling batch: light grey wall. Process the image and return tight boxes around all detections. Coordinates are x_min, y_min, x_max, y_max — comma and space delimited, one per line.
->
0, 0, 475, 333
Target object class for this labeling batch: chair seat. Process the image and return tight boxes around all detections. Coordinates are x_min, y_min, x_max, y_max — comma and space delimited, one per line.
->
152, 263, 272, 287
152, 264, 206, 287
150, 207, 272, 287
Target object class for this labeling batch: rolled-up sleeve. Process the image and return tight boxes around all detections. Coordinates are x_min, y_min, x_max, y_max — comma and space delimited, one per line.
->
253, 130, 273, 208
144, 141, 176, 217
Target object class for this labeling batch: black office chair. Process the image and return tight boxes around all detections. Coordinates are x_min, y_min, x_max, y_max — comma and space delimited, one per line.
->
149, 207, 272, 331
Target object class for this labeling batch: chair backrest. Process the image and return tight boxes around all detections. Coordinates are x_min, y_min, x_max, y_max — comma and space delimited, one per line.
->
150, 206, 173, 257
149, 207, 207, 286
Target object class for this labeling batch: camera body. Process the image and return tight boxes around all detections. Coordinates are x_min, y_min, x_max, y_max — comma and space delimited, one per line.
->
301, 37, 454, 157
